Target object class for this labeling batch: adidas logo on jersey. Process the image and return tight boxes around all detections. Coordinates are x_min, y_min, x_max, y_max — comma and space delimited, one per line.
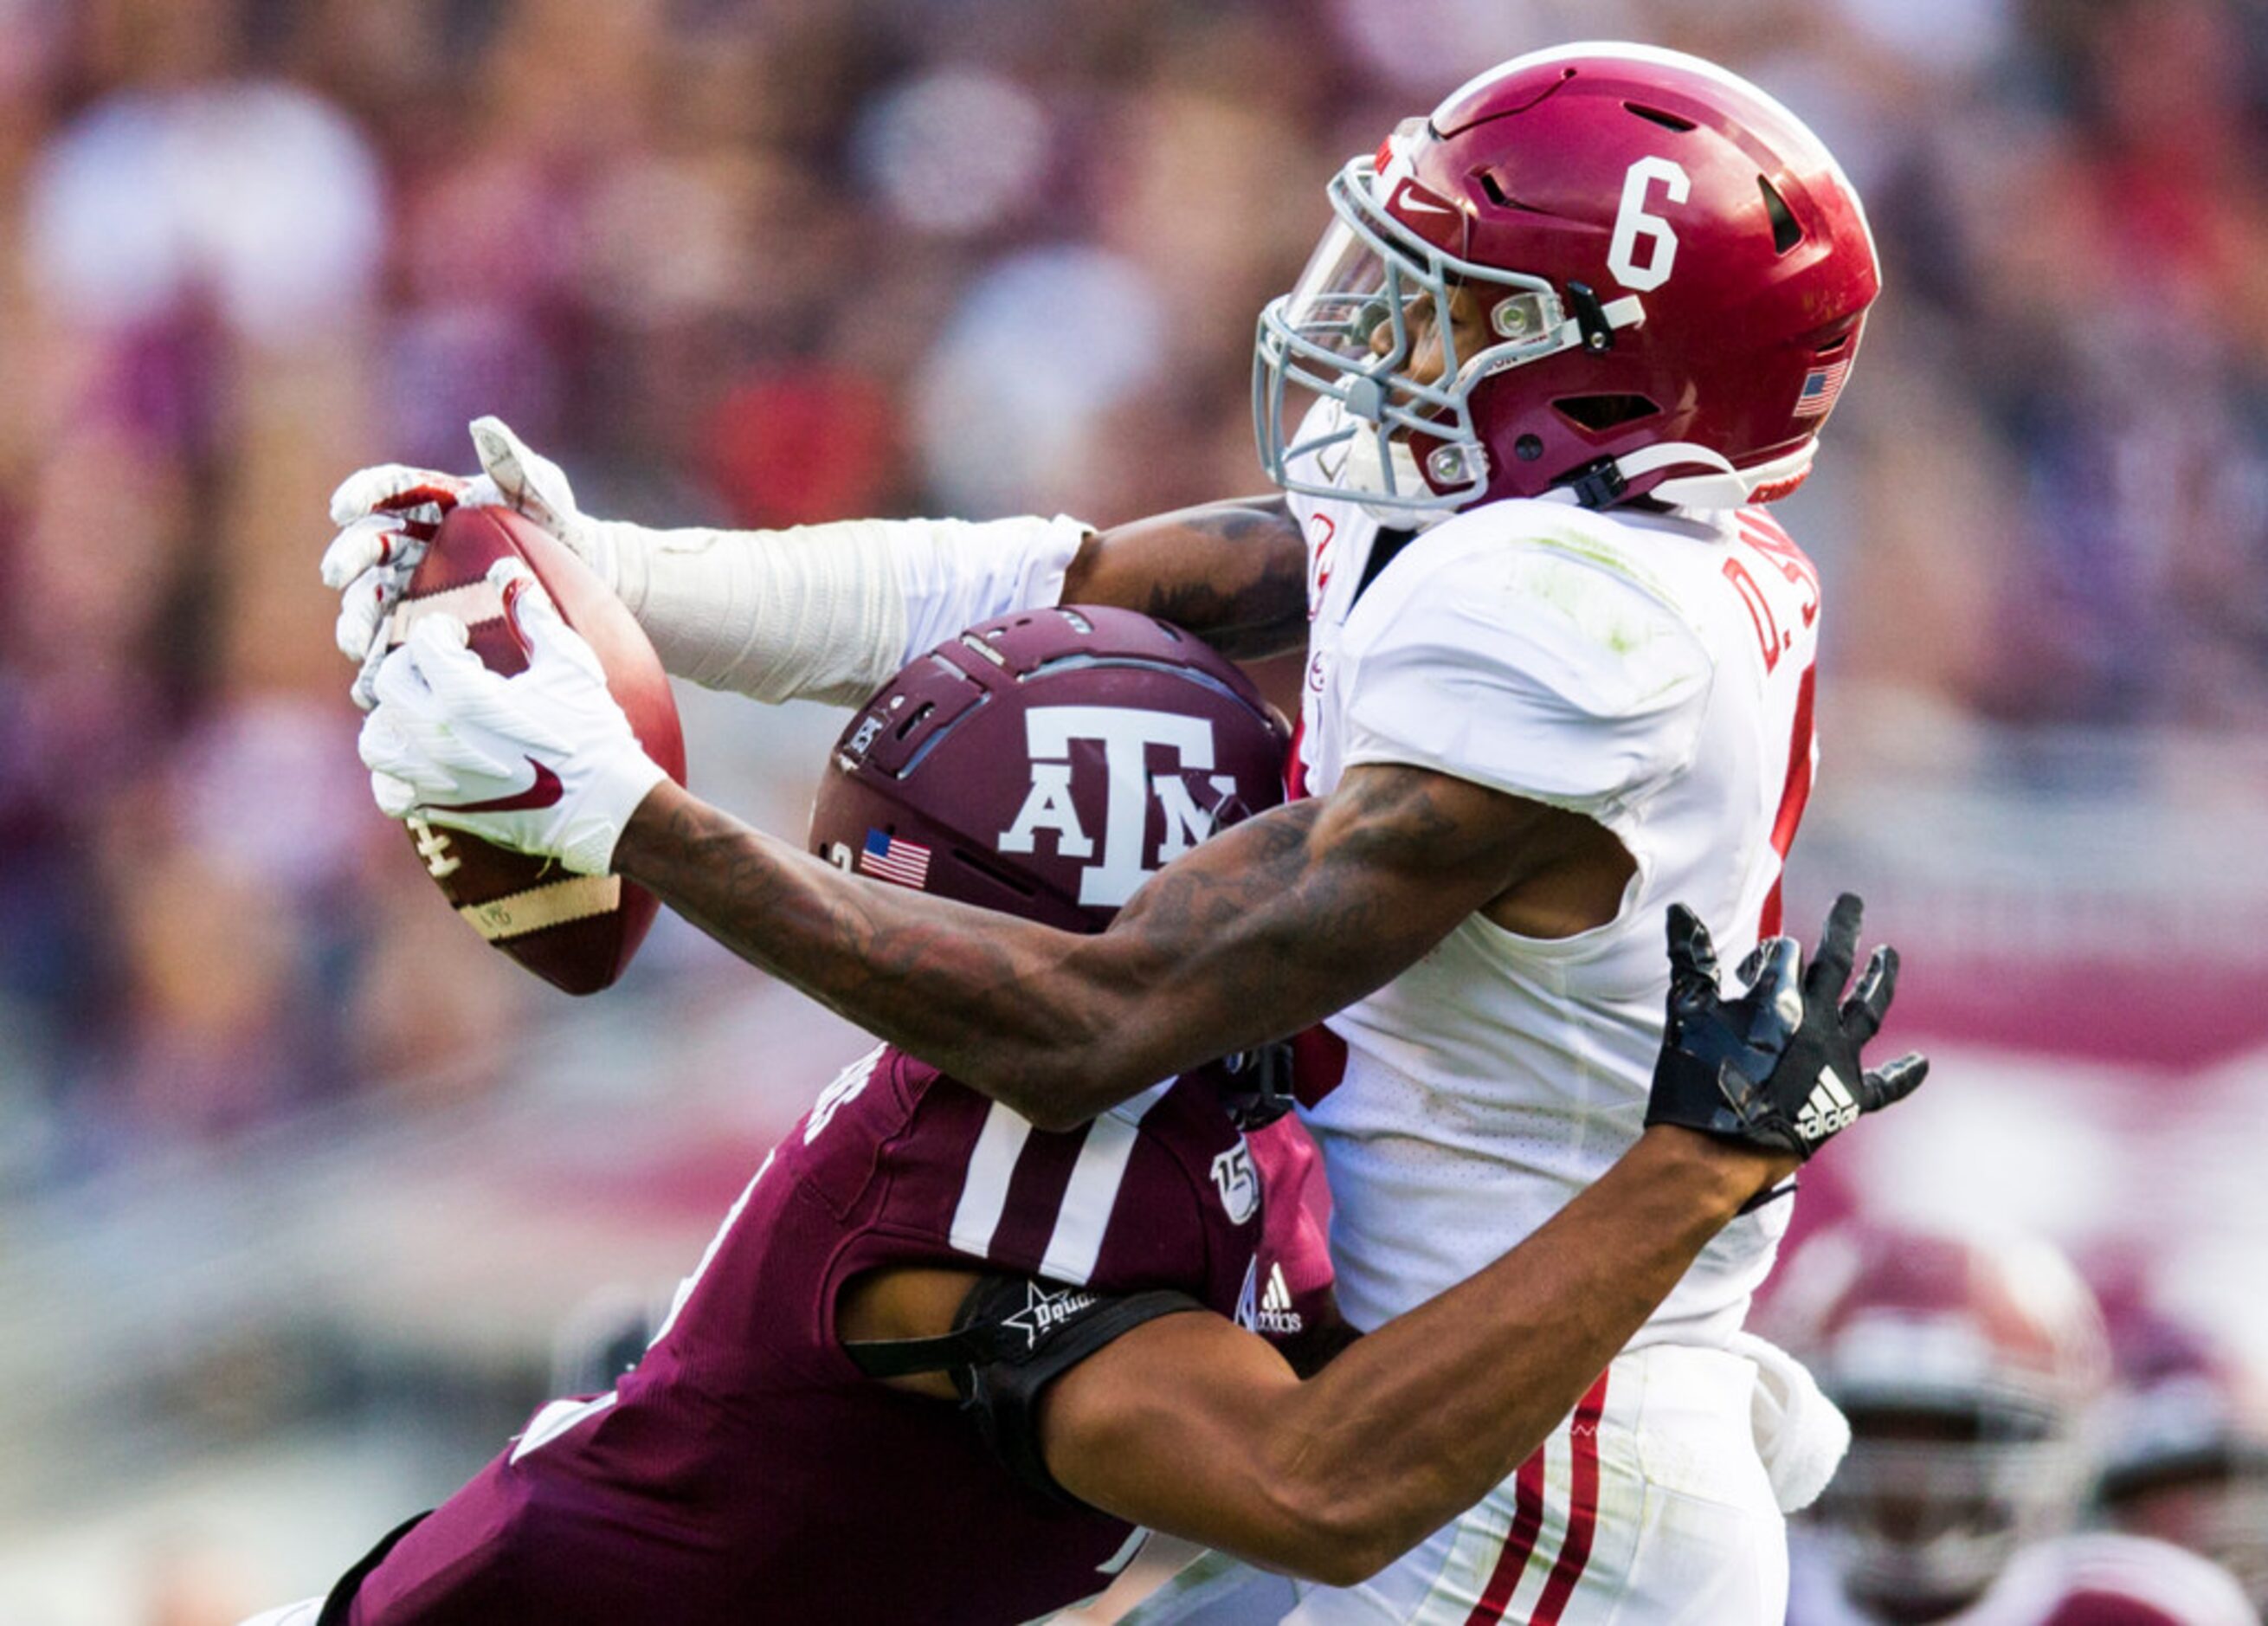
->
1256, 1261, 1303, 1335
1234, 1257, 1305, 1337
1794, 1067, 1860, 1145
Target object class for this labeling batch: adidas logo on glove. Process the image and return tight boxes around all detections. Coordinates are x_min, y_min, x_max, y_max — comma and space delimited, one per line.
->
1794, 1068, 1861, 1146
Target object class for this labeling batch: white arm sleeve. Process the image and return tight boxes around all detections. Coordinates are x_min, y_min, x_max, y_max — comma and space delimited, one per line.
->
1337, 535, 1711, 813
591, 513, 1089, 707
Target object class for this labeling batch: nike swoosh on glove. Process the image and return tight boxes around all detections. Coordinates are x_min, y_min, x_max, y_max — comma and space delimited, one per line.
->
357, 558, 666, 876
1643, 893, 1927, 1158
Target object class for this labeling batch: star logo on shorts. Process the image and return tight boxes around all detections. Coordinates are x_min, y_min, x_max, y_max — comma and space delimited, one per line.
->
1001, 1281, 1101, 1350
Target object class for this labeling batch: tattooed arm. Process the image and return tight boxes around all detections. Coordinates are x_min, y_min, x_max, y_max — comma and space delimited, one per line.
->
1063, 496, 1310, 660
615, 763, 1620, 1129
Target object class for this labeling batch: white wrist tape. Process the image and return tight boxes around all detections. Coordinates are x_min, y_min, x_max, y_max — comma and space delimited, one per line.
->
1730, 1331, 1850, 1513
597, 513, 1089, 706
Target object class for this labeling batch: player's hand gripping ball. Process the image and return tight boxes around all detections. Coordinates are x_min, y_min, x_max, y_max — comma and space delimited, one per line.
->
1645, 894, 1927, 1159
359, 506, 685, 995
322, 416, 605, 710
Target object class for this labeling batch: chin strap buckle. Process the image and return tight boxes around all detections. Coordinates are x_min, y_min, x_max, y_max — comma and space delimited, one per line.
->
1562, 455, 1630, 510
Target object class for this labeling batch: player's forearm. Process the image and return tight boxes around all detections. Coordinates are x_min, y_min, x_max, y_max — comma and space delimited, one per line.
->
617, 766, 1511, 1129
1064, 497, 1310, 660
599, 495, 1306, 707
1043, 1128, 1776, 1582
1250, 1128, 1777, 1578
615, 782, 1298, 1126
597, 513, 1090, 706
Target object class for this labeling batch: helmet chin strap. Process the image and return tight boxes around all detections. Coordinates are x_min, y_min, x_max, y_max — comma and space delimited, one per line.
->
1342, 426, 1425, 497
1595, 441, 1815, 510
1343, 422, 1470, 527
1332, 409, 1813, 519
1613, 442, 1749, 508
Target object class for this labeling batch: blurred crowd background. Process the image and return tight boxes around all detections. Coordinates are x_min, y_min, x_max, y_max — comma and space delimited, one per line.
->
3, 0, 2267, 1620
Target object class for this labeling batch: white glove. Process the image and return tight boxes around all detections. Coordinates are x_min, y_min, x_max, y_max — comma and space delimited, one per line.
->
357, 558, 667, 876
322, 416, 616, 709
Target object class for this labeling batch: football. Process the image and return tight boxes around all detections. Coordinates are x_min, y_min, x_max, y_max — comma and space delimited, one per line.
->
384, 505, 686, 994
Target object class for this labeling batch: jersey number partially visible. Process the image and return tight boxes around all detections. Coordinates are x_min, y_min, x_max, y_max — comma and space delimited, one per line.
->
1722, 514, 1823, 675
1724, 512, 1822, 939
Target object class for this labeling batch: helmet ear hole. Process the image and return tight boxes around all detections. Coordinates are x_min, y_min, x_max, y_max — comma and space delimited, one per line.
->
1761, 177, 1804, 255
949, 845, 1050, 910
1553, 394, 1661, 433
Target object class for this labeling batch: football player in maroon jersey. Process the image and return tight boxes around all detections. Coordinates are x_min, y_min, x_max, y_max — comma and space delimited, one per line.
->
266, 604, 1919, 1625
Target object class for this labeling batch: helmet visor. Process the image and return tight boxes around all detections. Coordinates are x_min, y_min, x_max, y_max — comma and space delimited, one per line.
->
1279, 216, 1427, 380
1255, 158, 1587, 512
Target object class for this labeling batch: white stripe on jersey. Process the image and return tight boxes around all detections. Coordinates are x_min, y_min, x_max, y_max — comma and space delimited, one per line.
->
237, 1601, 327, 1626
1037, 1081, 1175, 1285
949, 1101, 1034, 1258
508, 1390, 619, 1465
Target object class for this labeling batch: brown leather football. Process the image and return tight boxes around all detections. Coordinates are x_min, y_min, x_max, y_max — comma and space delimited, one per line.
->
385, 505, 686, 994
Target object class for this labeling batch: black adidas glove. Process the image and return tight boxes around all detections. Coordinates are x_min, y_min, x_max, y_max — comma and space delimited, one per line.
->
1645, 893, 1927, 1159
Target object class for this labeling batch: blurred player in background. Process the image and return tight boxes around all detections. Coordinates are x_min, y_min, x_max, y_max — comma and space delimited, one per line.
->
251, 601, 1922, 1625
331, 41, 1903, 1623
1774, 1223, 2256, 1626
2092, 1302, 2268, 1616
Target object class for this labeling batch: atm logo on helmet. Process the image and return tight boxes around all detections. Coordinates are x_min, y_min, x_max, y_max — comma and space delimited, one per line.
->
998, 707, 1238, 907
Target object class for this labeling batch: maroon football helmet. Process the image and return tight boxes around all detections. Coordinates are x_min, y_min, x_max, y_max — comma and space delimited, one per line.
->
809, 605, 1287, 932
1256, 42, 1880, 513
1772, 1223, 2110, 1620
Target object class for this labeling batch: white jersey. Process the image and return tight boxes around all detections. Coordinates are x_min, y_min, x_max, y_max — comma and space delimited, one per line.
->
1786, 1531, 2259, 1626
1287, 465, 1822, 1346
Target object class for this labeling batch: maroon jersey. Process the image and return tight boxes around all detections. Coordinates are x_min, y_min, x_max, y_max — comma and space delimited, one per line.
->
346, 1043, 1336, 1626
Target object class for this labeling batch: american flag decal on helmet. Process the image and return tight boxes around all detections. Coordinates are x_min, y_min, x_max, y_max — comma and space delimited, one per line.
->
1792, 355, 1852, 418
860, 829, 932, 888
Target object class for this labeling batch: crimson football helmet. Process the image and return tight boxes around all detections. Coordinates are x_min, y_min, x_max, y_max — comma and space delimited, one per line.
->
1255, 42, 1879, 514
1772, 1223, 2110, 1622
809, 605, 1287, 932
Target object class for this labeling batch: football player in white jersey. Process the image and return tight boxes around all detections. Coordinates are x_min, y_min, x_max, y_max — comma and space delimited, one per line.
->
327, 42, 1898, 1623
1774, 1223, 2258, 1626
